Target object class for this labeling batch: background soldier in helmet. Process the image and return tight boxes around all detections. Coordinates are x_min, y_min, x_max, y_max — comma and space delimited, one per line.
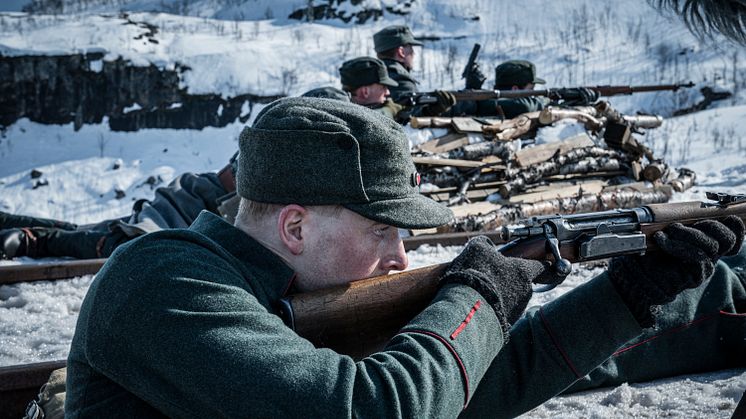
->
339, 56, 404, 120
373, 24, 456, 116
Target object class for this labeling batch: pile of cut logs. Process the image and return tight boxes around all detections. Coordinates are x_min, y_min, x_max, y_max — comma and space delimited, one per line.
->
410, 101, 696, 234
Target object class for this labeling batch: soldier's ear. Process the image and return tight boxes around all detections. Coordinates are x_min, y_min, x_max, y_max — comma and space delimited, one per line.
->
396, 45, 407, 60
359, 86, 370, 99
277, 204, 307, 255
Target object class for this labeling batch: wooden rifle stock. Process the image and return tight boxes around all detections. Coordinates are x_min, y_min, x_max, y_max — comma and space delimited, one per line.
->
280, 197, 746, 357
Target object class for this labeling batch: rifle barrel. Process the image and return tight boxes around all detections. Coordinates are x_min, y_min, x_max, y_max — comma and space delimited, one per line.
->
412, 82, 696, 105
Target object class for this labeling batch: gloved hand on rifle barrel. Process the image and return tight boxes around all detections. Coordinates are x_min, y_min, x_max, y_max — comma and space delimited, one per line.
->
555, 87, 600, 106
464, 62, 487, 90
440, 236, 563, 338
609, 216, 745, 328
423, 90, 457, 116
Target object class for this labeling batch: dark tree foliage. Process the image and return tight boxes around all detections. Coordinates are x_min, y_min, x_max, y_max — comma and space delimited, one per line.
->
650, 0, 746, 44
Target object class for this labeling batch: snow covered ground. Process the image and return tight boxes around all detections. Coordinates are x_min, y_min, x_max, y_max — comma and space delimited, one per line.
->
1, 0, 745, 417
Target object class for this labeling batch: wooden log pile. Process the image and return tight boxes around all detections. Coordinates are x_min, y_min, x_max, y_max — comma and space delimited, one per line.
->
409, 101, 696, 234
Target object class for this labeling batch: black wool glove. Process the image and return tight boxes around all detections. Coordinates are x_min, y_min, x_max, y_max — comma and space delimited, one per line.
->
557, 87, 600, 105
465, 63, 487, 90
441, 236, 560, 338
609, 215, 745, 328
424, 90, 457, 116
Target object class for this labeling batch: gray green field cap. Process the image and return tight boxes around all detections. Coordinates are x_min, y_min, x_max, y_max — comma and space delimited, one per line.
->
339, 57, 398, 90
236, 97, 453, 229
494, 60, 546, 88
373, 25, 423, 53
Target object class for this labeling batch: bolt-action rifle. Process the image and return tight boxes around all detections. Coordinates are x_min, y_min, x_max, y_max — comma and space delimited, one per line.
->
398, 82, 695, 106
278, 192, 746, 357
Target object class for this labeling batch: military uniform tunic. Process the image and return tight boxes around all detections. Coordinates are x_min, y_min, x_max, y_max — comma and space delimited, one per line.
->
382, 58, 418, 104
66, 211, 647, 418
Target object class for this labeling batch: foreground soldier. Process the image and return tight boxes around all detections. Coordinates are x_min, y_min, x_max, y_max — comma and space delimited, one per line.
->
339, 56, 404, 119
65, 97, 744, 417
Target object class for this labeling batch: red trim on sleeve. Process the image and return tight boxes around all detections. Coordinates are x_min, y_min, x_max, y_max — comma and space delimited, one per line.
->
450, 300, 482, 340
538, 307, 582, 379
399, 328, 471, 409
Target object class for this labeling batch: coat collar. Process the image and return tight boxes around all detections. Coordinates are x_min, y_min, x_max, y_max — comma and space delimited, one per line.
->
189, 211, 297, 308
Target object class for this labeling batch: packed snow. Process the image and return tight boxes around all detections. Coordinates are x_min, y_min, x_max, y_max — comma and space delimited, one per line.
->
1, 0, 745, 417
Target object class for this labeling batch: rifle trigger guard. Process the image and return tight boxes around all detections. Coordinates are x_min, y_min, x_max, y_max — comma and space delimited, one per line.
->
533, 226, 572, 293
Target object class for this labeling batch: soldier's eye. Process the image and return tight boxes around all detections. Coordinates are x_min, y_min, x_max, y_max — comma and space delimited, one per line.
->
373, 226, 390, 237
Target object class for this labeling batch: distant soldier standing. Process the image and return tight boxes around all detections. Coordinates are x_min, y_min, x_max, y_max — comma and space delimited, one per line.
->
373, 25, 456, 116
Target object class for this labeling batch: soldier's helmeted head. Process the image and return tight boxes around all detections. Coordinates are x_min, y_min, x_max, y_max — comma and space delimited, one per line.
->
373, 25, 423, 53
493, 60, 546, 90
339, 57, 398, 106
236, 97, 452, 230
340, 57, 398, 90
373, 25, 422, 71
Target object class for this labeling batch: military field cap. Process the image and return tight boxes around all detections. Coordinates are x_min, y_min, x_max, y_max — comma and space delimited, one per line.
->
494, 60, 546, 88
339, 57, 399, 90
301, 86, 351, 102
237, 97, 453, 229
373, 25, 423, 53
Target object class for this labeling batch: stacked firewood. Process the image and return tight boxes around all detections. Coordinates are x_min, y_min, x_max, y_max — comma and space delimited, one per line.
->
409, 101, 696, 233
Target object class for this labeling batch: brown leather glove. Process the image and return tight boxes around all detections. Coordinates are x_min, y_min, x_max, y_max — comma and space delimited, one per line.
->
609, 215, 745, 327
441, 236, 560, 337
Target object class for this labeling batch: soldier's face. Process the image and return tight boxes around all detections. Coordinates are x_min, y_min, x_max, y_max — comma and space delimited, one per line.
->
351, 84, 389, 106
293, 207, 408, 292
366, 83, 390, 105
401, 44, 416, 70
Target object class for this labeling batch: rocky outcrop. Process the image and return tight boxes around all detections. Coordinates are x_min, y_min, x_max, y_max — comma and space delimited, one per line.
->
0, 52, 282, 131
288, 0, 416, 24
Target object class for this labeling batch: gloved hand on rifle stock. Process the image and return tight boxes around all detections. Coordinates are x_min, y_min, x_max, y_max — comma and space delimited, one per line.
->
609, 216, 745, 328
423, 90, 457, 116
440, 236, 562, 338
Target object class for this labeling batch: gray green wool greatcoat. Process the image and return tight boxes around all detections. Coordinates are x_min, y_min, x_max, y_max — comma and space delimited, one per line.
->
66, 211, 746, 418
65, 211, 641, 418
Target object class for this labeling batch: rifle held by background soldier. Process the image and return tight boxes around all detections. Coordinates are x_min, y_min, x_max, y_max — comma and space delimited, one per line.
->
279, 192, 746, 357
399, 82, 695, 106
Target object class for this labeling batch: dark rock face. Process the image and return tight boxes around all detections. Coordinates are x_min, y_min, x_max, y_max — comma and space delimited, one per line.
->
0, 52, 282, 131
288, 0, 415, 24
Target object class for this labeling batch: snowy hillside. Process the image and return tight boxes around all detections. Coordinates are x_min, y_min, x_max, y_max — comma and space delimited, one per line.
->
1, 0, 744, 112
1, 0, 745, 417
